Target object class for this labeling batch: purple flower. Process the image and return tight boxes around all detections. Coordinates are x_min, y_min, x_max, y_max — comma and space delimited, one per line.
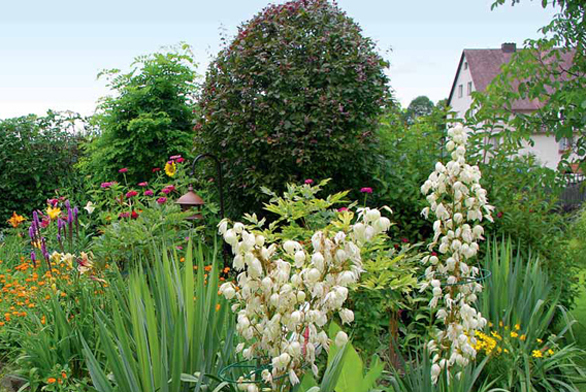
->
31, 251, 36, 263
28, 226, 35, 241
144, 189, 154, 196
73, 206, 79, 221
157, 197, 167, 205
360, 187, 373, 194
304, 179, 314, 185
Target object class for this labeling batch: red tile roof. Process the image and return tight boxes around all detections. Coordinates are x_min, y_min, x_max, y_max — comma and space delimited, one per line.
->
447, 46, 575, 111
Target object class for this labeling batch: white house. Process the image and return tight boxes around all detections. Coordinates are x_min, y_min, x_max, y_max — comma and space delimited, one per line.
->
447, 43, 572, 170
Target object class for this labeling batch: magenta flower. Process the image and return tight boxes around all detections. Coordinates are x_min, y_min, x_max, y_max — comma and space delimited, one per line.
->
304, 179, 314, 185
337, 207, 348, 212
138, 182, 148, 187
162, 185, 176, 194
401, 238, 409, 243
144, 190, 154, 196
47, 198, 59, 207
101, 182, 113, 189
157, 197, 167, 204
360, 187, 373, 194
119, 212, 130, 218
118, 168, 128, 173
152, 167, 161, 173
126, 190, 138, 198
176, 157, 185, 163
169, 155, 182, 160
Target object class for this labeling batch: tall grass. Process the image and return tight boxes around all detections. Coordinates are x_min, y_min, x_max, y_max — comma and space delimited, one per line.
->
83, 240, 235, 392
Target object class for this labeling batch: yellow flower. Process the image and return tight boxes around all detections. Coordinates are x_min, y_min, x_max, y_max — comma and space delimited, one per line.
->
47, 206, 61, 220
164, 161, 177, 177
520, 334, 526, 341
537, 338, 543, 344
7, 212, 26, 228
510, 331, 518, 338
532, 350, 543, 358
499, 321, 504, 327
515, 323, 521, 331
547, 349, 554, 356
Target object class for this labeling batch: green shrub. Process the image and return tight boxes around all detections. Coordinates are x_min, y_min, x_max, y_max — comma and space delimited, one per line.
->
79, 46, 198, 184
196, 0, 391, 217
372, 107, 445, 243
0, 111, 82, 226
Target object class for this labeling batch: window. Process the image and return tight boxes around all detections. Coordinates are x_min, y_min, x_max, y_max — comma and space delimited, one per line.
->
458, 84, 463, 98
467, 82, 472, 95
464, 62, 468, 70
560, 136, 573, 153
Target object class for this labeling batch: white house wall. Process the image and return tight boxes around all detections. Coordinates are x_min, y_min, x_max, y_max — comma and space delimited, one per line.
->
450, 55, 475, 120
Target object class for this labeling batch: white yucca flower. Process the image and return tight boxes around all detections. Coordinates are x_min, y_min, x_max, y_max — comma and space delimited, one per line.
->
421, 124, 493, 384
218, 208, 390, 388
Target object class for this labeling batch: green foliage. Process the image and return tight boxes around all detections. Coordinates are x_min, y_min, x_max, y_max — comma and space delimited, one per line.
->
478, 239, 586, 391
568, 206, 586, 269
387, 349, 497, 392
373, 107, 446, 243
83, 241, 234, 392
295, 323, 384, 392
196, 0, 391, 217
403, 96, 435, 126
90, 202, 192, 268
350, 244, 419, 356
475, 0, 586, 172
79, 45, 198, 184
0, 111, 83, 226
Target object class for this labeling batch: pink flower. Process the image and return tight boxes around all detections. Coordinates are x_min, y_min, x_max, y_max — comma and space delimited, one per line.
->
152, 167, 161, 173
144, 190, 154, 196
101, 182, 113, 189
119, 168, 128, 173
304, 179, 314, 185
138, 182, 148, 187
47, 198, 59, 207
176, 157, 185, 163
360, 187, 373, 194
162, 185, 175, 194
125, 190, 138, 198
169, 155, 182, 160
119, 212, 130, 218
157, 197, 167, 204
337, 207, 348, 212
401, 238, 409, 243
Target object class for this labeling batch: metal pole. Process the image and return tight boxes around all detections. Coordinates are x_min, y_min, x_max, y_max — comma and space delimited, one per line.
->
191, 153, 225, 218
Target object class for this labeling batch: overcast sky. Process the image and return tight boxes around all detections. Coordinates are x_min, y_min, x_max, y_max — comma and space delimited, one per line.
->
0, 0, 557, 119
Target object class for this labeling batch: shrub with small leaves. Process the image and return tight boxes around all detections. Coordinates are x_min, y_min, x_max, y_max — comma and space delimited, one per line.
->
196, 0, 391, 217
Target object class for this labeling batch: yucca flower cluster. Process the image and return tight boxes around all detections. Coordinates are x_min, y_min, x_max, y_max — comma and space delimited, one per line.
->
420, 124, 494, 383
218, 208, 391, 391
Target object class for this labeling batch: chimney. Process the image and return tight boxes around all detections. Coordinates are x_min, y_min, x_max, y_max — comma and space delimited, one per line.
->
501, 42, 516, 53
